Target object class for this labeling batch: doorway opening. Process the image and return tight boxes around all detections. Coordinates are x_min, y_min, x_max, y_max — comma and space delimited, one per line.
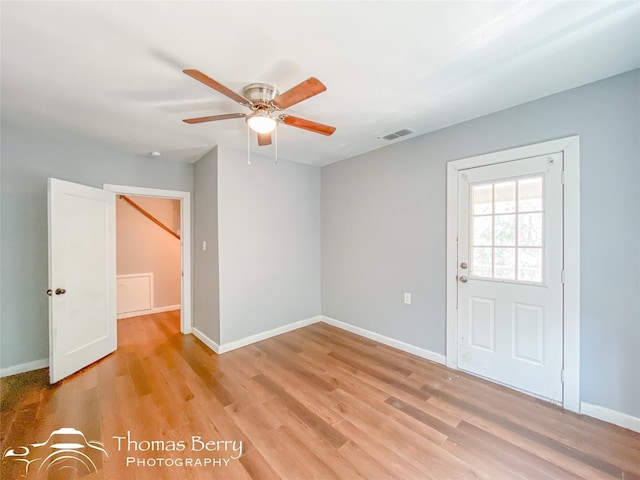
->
115, 195, 181, 328
104, 184, 192, 335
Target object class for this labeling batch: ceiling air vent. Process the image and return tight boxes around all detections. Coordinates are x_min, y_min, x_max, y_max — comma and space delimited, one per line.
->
379, 128, 415, 141
395, 128, 414, 137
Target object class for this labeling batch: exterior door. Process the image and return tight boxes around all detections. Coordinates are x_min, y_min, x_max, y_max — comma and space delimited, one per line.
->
48, 178, 117, 383
457, 153, 563, 402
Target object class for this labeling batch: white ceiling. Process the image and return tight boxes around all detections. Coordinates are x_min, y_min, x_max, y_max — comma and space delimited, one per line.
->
1, 1, 639, 166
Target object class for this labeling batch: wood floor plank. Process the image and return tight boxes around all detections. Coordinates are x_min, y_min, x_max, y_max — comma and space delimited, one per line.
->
263, 396, 370, 479
441, 437, 530, 480
238, 447, 282, 480
428, 392, 640, 479
427, 396, 622, 480
337, 440, 399, 480
253, 373, 348, 449
2, 313, 639, 480
334, 418, 431, 479
332, 388, 477, 479
415, 357, 640, 453
240, 422, 340, 480
255, 341, 337, 392
302, 343, 463, 435
328, 350, 431, 401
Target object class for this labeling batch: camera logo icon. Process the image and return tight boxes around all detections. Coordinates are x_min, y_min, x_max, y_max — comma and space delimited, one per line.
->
3, 427, 108, 479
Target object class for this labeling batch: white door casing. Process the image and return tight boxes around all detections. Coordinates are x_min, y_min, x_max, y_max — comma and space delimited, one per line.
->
103, 184, 192, 334
457, 154, 563, 402
445, 136, 580, 412
48, 178, 117, 383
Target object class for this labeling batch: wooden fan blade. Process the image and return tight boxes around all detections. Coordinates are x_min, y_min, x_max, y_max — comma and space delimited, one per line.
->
257, 133, 272, 146
183, 113, 246, 124
183, 69, 250, 106
272, 77, 326, 109
281, 115, 336, 136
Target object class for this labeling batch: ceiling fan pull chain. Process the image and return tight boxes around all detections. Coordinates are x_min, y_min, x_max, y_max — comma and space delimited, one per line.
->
247, 122, 251, 166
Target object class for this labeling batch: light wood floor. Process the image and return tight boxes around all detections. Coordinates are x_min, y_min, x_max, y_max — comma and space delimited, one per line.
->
2, 312, 639, 479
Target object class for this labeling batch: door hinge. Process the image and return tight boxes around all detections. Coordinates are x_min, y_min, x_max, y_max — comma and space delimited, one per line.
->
561, 170, 565, 185
561, 369, 565, 383
561, 270, 565, 284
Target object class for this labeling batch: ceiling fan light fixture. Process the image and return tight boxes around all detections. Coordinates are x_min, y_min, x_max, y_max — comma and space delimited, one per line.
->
246, 113, 277, 134
182, 70, 335, 141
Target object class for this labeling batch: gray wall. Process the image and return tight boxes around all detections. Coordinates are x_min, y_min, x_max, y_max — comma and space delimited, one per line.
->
322, 69, 640, 417
193, 147, 220, 343
0, 124, 193, 369
217, 147, 321, 344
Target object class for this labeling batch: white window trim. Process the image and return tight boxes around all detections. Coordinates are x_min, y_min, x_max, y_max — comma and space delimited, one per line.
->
103, 184, 192, 335
445, 136, 580, 412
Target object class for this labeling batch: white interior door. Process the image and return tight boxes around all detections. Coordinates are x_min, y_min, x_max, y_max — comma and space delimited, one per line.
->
48, 178, 116, 383
457, 153, 563, 402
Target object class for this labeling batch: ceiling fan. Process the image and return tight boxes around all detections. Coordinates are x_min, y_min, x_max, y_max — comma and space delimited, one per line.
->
182, 69, 336, 146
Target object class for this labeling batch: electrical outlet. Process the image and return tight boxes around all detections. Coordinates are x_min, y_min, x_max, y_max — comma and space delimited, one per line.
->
404, 292, 411, 305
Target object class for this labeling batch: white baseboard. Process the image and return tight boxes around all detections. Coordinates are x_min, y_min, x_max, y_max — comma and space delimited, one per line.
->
321, 315, 446, 365
118, 310, 148, 320
1, 358, 49, 378
581, 401, 640, 433
192, 317, 322, 355
217, 316, 322, 354
152, 305, 181, 314
192, 327, 221, 354
192, 315, 446, 366
118, 305, 180, 320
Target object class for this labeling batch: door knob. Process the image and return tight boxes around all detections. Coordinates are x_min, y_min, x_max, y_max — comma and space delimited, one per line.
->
46, 289, 52, 296
55, 288, 66, 295
459, 276, 468, 283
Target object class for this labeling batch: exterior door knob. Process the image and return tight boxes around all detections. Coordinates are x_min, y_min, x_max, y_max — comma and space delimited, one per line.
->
55, 288, 66, 295
459, 276, 468, 283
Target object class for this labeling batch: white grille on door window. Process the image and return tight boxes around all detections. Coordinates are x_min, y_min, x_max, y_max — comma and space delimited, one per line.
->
470, 176, 544, 284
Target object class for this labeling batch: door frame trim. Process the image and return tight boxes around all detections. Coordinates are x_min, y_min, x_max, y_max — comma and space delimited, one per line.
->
445, 136, 580, 412
103, 184, 192, 335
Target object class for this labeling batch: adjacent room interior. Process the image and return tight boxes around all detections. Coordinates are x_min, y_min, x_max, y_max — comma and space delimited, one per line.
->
1, 2, 639, 479
115, 195, 182, 320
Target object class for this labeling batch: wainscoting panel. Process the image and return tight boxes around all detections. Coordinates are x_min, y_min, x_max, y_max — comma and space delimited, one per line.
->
116, 273, 153, 318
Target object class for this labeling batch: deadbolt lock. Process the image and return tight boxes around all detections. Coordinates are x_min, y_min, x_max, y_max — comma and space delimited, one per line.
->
460, 262, 468, 269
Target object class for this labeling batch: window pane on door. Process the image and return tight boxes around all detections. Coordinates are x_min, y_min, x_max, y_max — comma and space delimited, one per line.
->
472, 247, 493, 278
495, 248, 516, 280
494, 181, 516, 213
473, 216, 493, 246
495, 214, 516, 246
518, 177, 543, 212
469, 175, 545, 284
518, 213, 543, 246
518, 248, 543, 282
473, 184, 493, 215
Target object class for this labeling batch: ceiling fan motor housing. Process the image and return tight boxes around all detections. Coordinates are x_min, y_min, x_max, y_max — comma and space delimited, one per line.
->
242, 83, 279, 106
